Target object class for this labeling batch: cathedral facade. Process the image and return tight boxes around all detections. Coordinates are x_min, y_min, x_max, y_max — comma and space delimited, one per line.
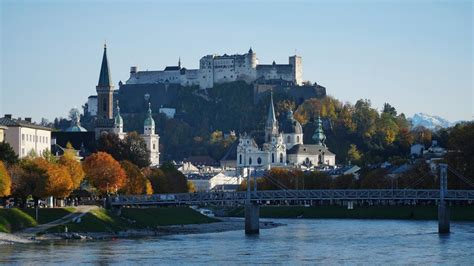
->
236, 93, 335, 170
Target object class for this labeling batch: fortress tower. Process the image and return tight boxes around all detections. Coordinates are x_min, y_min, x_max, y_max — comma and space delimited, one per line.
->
289, 55, 303, 86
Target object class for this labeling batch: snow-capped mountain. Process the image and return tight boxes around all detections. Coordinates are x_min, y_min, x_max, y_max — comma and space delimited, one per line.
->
409, 113, 453, 129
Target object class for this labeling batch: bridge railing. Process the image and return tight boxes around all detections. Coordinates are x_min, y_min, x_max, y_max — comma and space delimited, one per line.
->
111, 189, 474, 206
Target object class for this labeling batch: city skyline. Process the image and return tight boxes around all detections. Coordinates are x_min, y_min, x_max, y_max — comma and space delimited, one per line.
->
1, 0, 472, 122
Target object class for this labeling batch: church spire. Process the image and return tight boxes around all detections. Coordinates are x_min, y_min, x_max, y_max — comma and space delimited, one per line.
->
98, 43, 113, 87
312, 115, 326, 146
265, 91, 279, 142
178, 57, 181, 68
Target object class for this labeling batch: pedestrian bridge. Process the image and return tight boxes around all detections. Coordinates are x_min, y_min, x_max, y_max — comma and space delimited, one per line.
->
111, 189, 474, 207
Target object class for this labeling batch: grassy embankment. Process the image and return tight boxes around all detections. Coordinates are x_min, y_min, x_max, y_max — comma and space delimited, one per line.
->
47, 207, 219, 233
0, 208, 75, 233
227, 205, 474, 221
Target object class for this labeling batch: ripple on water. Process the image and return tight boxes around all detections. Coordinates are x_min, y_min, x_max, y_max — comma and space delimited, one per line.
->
1, 219, 474, 264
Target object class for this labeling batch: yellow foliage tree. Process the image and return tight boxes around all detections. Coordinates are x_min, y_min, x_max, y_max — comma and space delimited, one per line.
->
33, 158, 74, 198
120, 160, 149, 195
0, 161, 12, 197
187, 180, 196, 193
58, 149, 85, 189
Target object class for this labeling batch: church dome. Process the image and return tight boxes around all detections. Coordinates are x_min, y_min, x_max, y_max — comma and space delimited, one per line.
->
66, 125, 87, 132
280, 110, 302, 134
144, 102, 155, 127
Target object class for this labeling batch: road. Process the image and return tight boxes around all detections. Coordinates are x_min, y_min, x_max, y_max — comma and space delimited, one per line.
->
19, 205, 98, 236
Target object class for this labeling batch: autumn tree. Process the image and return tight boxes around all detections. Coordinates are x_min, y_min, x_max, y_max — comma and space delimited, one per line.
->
33, 158, 74, 198
187, 180, 196, 193
0, 161, 12, 197
58, 148, 85, 189
83, 152, 126, 195
120, 160, 150, 195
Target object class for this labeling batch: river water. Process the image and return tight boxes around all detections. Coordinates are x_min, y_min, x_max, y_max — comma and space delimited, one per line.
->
1, 219, 474, 265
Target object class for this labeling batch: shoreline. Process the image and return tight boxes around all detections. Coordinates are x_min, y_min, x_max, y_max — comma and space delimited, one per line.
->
0, 217, 283, 244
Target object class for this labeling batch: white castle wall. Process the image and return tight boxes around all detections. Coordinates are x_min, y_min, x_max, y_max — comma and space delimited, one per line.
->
126, 49, 301, 89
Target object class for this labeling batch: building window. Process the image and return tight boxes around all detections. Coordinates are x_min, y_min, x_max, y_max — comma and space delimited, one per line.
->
287, 136, 291, 143
297, 136, 300, 143
249, 157, 252, 165
257, 157, 262, 165
103, 98, 107, 112
280, 153, 283, 163
22, 134, 25, 141
239, 154, 242, 164
22, 148, 25, 156
153, 143, 155, 150
272, 153, 275, 163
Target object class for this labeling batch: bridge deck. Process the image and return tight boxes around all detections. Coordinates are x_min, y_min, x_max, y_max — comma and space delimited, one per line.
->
111, 189, 474, 206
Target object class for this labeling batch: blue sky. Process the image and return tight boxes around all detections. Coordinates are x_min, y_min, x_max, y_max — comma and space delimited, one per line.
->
1, 0, 472, 122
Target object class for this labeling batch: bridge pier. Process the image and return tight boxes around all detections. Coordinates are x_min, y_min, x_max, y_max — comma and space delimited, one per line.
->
438, 164, 450, 234
245, 202, 260, 234
438, 201, 450, 234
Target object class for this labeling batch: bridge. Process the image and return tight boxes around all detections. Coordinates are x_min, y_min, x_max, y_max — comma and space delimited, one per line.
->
111, 164, 472, 235
111, 189, 474, 206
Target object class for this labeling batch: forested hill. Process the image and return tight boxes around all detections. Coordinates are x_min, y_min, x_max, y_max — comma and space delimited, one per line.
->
112, 81, 462, 166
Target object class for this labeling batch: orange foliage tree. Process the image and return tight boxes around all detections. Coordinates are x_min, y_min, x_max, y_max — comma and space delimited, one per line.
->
120, 160, 152, 195
83, 152, 126, 195
58, 149, 85, 189
33, 157, 74, 198
0, 161, 12, 197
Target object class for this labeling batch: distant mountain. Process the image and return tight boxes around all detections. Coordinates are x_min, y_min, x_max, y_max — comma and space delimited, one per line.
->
410, 113, 452, 129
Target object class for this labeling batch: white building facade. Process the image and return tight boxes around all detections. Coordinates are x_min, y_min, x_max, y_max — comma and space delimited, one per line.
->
236, 94, 335, 171
0, 115, 52, 158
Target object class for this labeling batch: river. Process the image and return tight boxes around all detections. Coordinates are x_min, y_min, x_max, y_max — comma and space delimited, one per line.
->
1, 219, 474, 264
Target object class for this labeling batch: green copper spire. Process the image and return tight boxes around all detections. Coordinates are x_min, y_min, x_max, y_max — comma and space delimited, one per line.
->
144, 102, 155, 127
312, 115, 326, 146
114, 100, 123, 126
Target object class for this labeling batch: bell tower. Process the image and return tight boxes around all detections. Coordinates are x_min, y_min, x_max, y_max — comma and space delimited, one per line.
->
96, 43, 114, 120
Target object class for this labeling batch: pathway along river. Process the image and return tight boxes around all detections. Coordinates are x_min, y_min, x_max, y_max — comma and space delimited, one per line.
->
1, 219, 474, 264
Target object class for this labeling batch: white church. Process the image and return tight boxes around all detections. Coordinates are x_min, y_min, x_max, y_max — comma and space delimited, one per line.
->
237, 93, 335, 170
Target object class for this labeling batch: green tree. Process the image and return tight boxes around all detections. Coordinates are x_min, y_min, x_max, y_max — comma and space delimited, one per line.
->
147, 162, 188, 193
347, 144, 362, 164
0, 142, 19, 166
446, 122, 474, 189
122, 132, 151, 168
360, 169, 390, 189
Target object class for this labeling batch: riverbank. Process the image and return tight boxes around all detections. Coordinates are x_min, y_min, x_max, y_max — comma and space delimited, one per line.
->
1, 206, 282, 244
225, 205, 474, 221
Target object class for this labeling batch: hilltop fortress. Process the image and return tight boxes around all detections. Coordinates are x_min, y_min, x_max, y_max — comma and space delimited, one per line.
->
85, 46, 326, 134
126, 48, 303, 89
